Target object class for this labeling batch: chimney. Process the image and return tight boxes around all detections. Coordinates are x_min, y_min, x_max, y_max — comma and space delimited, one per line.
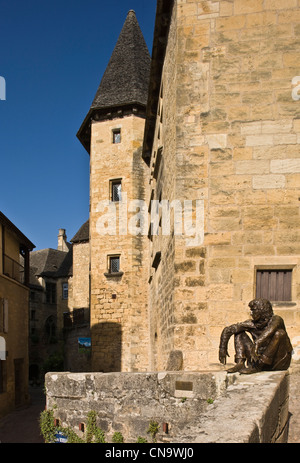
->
57, 228, 68, 252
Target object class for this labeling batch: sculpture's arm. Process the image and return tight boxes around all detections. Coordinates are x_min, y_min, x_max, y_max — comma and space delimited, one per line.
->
219, 321, 253, 364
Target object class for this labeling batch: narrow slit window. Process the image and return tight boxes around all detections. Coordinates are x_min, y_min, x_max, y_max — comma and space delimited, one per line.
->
111, 180, 122, 202
62, 283, 68, 300
112, 129, 121, 144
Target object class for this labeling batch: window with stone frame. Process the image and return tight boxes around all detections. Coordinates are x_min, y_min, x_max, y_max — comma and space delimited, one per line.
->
112, 128, 121, 144
110, 179, 122, 202
108, 255, 120, 274
256, 269, 292, 302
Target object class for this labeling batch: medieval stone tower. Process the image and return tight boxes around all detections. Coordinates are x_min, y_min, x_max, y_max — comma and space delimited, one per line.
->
77, 10, 151, 372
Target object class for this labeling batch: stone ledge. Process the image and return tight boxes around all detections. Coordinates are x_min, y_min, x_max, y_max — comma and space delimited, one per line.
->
179, 370, 290, 443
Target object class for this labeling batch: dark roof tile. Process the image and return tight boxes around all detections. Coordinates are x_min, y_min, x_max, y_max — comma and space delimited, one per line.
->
30, 248, 72, 283
71, 220, 89, 243
91, 10, 151, 109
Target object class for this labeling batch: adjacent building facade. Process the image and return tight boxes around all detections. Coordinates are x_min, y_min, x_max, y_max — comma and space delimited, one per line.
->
0, 211, 35, 418
29, 229, 72, 382
76, 1, 300, 373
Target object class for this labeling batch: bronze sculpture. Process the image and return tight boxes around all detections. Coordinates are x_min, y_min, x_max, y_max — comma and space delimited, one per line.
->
219, 298, 293, 374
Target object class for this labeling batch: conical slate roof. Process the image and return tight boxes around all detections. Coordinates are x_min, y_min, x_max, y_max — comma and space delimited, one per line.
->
77, 10, 151, 152
91, 10, 151, 109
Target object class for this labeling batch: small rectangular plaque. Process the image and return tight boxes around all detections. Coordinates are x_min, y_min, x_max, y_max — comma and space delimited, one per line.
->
175, 381, 193, 391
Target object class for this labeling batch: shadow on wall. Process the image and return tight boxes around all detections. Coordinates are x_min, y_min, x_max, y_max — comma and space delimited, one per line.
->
91, 322, 122, 372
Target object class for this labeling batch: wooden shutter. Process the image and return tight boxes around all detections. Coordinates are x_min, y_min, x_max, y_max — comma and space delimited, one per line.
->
256, 270, 292, 301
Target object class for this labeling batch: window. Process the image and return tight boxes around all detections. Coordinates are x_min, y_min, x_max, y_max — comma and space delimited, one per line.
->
109, 255, 120, 274
46, 282, 56, 304
104, 255, 123, 278
112, 128, 121, 144
111, 179, 122, 202
256, 269, 292, 301
62, 283, 68, 300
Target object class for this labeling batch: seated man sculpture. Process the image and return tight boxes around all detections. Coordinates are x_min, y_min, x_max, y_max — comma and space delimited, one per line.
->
219, 298, 293, 374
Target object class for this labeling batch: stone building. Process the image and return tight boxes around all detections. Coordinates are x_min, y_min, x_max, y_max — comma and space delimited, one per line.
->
29, 229, 72, 382
69, 220, 90, 314
76, 1, 300, 373
143, 0, 300, 370
0, 211, 35, 418
63, 220, 91, 373
77, 10, 151, 372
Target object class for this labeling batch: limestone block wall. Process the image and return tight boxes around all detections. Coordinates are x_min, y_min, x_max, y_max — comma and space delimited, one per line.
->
89, 115, 149, 372
45, 369, 290, 443
45, 370, 237, 442
148, 0, 300, 370
69, 242, 90, 311
147, 5, 178, 371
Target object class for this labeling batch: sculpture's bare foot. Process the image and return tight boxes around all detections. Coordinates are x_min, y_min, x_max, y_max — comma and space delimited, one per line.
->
227, 362, 245, 373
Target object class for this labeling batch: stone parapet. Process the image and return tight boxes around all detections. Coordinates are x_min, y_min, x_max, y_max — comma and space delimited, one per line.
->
45, 369, 289, 443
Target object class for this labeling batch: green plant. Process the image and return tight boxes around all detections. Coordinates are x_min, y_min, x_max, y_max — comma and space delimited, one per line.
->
136, 436, 148, 443
39, 409, 56, 443
112, 431, 124, 443
207, 398, 214, 404
147, 420, 160, 443
180, 397, 187, 403
40, 409, 106, 443
61, 426, 84, 443
86, 410, 106, 443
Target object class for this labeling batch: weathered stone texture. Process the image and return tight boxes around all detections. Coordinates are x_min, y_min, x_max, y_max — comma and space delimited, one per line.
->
90, 115, 149, 372
45, 370, 237, 442
69, 242, 89, 310
147, 0, 300, 370
45, 370, 290, 443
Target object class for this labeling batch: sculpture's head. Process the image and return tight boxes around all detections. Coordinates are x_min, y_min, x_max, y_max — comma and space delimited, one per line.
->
248, 298, 273, 322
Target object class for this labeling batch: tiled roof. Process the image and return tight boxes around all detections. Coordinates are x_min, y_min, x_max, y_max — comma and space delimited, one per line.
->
71, 220, 89, 243
30, 247, 72, 284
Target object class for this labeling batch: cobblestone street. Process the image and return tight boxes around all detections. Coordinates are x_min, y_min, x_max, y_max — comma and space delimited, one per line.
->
0, 366, 299, 444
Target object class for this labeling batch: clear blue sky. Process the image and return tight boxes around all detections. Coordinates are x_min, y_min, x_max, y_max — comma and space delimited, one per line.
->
0, 0, 156, 250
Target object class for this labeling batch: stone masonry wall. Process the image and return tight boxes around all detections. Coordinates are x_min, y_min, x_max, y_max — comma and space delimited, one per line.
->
149, 0, 300, 370
45, 369, 290, 443
69, 241, 90, 311
148, 4, 178, 371
89, 115, 149, 372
